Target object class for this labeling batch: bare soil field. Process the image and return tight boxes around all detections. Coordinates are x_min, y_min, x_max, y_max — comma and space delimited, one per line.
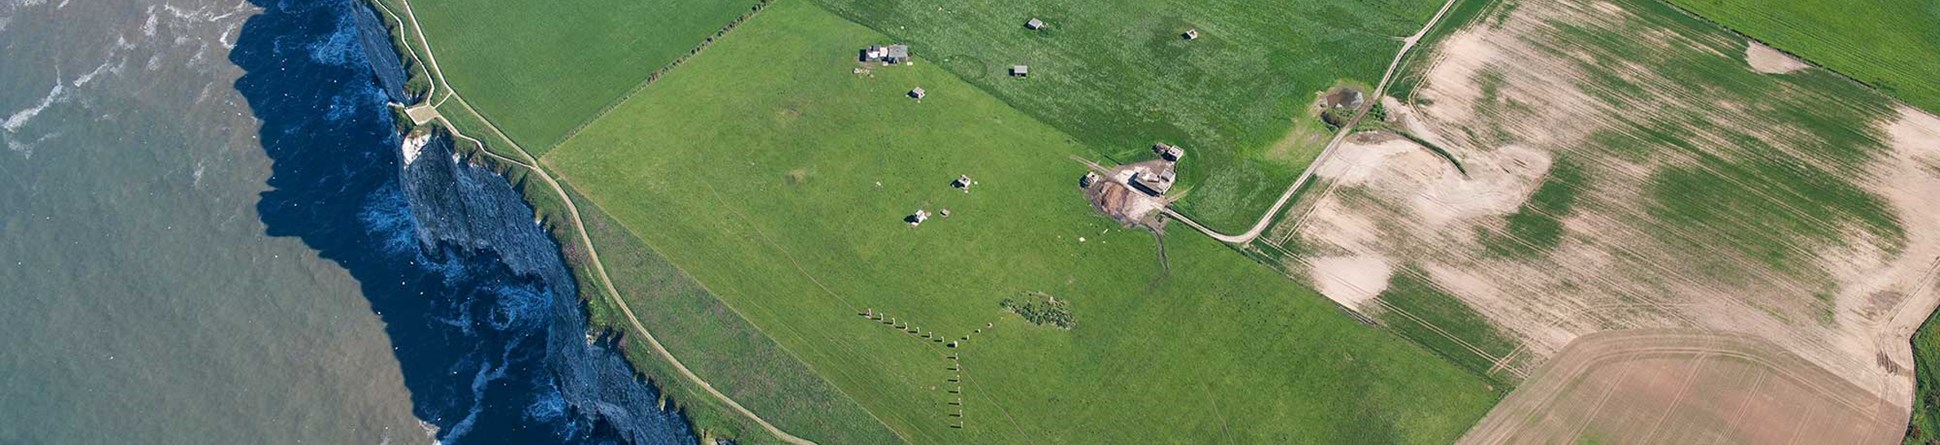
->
1461, 330, 1905, 444
1260, 0, 1940, 414
1744, 42, 1807, 75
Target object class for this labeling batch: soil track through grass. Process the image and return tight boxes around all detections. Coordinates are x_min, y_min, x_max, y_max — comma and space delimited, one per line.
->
1161, 0, 1465, 244
1260, 0, 1940, 411
380, 0, 821, 442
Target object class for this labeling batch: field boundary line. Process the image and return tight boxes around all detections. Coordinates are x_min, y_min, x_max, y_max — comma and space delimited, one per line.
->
540, 0, 773, 154
384, 0, 822, 442
1163, 0, 1465, 244
569, 193, 916, 444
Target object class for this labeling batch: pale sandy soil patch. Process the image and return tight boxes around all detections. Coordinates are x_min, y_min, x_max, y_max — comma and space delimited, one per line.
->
1308, 255, 1394, 311
1745, 41, 1809, 74
1264, 0, 1940, 415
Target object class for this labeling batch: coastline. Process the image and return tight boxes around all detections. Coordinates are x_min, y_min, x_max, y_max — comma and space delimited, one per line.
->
359, 1, 760, 442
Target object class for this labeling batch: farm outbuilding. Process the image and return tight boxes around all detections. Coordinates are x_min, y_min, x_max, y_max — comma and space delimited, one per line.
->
910, 87, 926, 99
1154, 143, 1184, 161
861, 44, 910, 64
1182, 28, 1200, 40
1025, 18, 1045, 30
1010, 65, 1029, 77
1129, 164, 1176, 196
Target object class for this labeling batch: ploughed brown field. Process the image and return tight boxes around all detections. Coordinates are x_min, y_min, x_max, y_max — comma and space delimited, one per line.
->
1462, 330, 1904, 444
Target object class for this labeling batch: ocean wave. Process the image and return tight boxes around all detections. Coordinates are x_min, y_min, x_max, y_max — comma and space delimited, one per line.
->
3, 83, 64, 133
141, 5, 157, 36
72, 58, 117, 88
308, 13, 360, 66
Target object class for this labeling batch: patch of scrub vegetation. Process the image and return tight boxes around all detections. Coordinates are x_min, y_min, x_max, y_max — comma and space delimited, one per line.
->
810, 0, 1449, 232
1664, 0, 1940, 118
1482, 157, 1583, 257
999, 292, 1074, 329
1908, 309, 1940, 444
395, 0, 759, 152
567, 187, 902, 445
1373, 268, 1523, 389
543, 1, 1500, 442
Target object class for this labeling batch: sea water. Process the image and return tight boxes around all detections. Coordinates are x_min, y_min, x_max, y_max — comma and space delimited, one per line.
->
0, 0, 694, 443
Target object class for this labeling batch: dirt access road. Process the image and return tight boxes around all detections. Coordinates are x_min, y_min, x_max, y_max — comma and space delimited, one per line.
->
1164, 0, 1464, 243
373, 1, 821, 444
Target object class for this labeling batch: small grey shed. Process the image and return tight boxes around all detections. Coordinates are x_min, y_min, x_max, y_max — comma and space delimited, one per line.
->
909, 87, 926, 99
1025, 18, 1046, 30
1009, 65, 1029, 77
1182, 28, 1200, 40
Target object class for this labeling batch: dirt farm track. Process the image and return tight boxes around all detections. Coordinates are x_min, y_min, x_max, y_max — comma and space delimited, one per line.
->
1461, 330, 1905, 444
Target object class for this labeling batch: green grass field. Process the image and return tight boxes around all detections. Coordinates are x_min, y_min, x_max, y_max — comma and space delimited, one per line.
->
811, 0, 1445, 232
399, 0, 757, 153
566, 186, 902, 444
1908, 310, 1940, 444
1665, 0, 1940, 119
544, 1, 1500, 442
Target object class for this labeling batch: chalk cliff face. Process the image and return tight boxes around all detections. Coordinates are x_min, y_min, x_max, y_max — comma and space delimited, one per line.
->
235, 0, 694, 442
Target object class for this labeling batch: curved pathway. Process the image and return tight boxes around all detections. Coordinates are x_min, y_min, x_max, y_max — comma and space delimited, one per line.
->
1164, 0, 1465, 244
383, 1, 818, 443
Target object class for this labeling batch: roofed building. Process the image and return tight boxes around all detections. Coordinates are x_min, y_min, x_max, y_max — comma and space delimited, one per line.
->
1154, 143, 1184, 161
909, 87, 926, 99
861, 44, 911, 64
1009, 65, 1029, 77
1129, 164, 1176, 196
1025, 18, 1046, 30
1182, 28, 1200, 40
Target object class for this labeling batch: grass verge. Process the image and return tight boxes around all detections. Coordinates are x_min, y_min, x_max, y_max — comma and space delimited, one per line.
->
397, 0, 759, 152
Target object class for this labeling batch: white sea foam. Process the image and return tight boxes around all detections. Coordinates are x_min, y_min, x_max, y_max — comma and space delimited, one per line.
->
3, 83, 64, 133
140, 5, 157, 36
71, 58, 114, 88
5, 131, 58, 156
217, 21, 239, 49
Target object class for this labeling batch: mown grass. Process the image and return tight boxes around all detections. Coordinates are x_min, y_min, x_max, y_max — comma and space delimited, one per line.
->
544, 1, 1501, 442
398, 0, 758, 153
1375, 268, 1522, 389
1664, 0, 1940, 118
810, 0, 1447, 232
563, 186, 902, 445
